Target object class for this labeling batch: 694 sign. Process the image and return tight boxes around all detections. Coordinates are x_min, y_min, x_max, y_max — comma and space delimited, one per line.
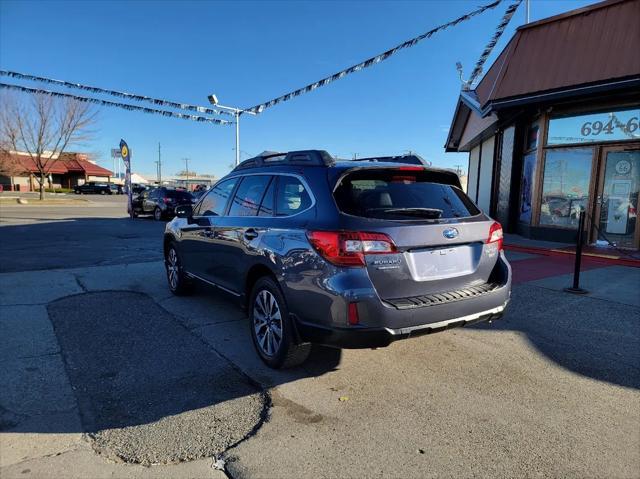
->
581, 115, 639, 138
547, 108, 640, 145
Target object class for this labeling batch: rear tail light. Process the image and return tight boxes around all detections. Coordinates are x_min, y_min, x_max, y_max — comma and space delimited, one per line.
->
487, 221, 503, 251
306, 231, 397, 267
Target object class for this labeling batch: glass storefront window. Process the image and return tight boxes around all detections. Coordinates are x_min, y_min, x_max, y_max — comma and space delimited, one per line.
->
519, 152, 536, 224
525, 122, 539, 152
598, 150, 639, 249
539, 148, 593, 228
547, 107, 640, 145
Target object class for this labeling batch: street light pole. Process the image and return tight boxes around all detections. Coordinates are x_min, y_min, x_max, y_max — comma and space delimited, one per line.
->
207, 94, 256, 167
235, 111, 240, 167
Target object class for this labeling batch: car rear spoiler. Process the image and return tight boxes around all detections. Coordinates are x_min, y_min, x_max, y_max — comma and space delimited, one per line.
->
329, 165, 462, 190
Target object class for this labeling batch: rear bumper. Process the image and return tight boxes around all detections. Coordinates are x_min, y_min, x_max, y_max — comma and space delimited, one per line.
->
290, 253, 512, 349
295, 300, 508, 348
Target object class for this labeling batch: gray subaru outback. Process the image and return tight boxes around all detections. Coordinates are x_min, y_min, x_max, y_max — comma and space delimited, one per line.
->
164, 150, 511, 368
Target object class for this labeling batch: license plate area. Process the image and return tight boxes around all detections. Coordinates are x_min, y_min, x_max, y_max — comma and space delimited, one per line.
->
404, 244, 479, 281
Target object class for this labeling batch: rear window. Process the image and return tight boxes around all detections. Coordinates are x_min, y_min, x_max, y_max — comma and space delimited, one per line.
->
276, 176, 312, 216
228, 175, 271, 216
334, 169, 479, 220
166, 190, 192, 200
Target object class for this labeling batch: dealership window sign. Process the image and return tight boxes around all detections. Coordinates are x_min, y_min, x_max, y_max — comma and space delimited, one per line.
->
547, 107, 640, 145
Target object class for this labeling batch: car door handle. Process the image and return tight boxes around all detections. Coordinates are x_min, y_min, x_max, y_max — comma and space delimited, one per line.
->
244, 228, 259, 241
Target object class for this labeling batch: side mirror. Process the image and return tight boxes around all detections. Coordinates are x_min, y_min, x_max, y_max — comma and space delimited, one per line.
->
175, 204, 193, 218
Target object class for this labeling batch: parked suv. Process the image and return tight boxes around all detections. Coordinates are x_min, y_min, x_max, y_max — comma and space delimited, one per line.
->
163, 150, 511, 368
131, 187, 194, 220
74, 182, 118, 195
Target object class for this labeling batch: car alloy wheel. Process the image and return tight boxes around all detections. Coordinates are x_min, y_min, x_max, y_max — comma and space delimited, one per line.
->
249, 277, 311, 369
252, 289, 283, 357
166, 248, 179, 291
165, 244, 192, 295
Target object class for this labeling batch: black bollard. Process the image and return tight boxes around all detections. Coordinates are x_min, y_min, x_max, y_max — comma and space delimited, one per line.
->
564, 209, 589, 294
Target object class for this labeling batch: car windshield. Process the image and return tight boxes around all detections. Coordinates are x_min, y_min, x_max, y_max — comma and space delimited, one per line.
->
334, 169, 478, 220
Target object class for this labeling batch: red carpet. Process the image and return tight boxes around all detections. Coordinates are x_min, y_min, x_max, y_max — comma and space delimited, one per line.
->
509, 254, 609, 285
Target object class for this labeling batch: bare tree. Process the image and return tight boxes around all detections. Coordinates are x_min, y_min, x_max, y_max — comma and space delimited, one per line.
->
0, 92, 96, 199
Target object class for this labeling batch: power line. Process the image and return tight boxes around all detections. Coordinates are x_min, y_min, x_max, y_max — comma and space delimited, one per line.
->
0, 83, 231, 125
0, 70, 233, 117
243, 0, 509, 115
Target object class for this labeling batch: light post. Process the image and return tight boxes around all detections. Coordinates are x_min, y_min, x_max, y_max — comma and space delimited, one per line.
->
207, 94, 256, 167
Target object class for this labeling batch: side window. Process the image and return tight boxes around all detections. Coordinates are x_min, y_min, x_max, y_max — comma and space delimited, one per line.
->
195, 178, 238, 216
228, 175, 271, 217
276, 176, 312, 216
258, 177, 276, 217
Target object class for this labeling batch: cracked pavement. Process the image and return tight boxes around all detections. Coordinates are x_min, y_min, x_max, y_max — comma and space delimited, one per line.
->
1, 197, 639, 478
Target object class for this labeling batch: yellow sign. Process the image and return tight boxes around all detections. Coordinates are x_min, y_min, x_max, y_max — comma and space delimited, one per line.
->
120, 145, 129, 159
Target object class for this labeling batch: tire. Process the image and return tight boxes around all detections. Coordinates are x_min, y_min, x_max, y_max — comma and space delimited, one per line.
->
74, 190, 80, 195
165, 244, 193, 295
154, 207, 163, 221
100, 190, 106, 195
249, 276, 311, 369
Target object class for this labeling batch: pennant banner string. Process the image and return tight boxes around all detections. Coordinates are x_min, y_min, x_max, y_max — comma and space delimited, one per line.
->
0, 83, 232, 125
467, 0, 522, 88
0, 70, 233, 117
243, 0, 511, 115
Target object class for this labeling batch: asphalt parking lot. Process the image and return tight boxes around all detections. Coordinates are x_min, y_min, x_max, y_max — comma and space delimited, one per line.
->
1, 195, 639, 478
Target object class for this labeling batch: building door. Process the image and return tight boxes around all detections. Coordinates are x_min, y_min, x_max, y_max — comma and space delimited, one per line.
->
592, 146, 640, 250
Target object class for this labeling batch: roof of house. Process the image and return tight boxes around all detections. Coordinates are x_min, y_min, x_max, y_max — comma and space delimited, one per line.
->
446, 0, 640, 151
7, 153, 114, 177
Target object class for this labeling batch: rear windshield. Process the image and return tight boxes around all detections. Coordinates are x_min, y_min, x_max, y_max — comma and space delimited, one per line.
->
166, 190, 192, 200
334, 169, 479, 220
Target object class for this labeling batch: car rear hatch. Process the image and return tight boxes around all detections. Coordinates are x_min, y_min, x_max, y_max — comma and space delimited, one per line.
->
166, 191, 194, 205
330, 166, 503, 300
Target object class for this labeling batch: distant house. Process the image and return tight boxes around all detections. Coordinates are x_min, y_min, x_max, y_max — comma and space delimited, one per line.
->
0, 151, 114, 191
445, 0, 640, 250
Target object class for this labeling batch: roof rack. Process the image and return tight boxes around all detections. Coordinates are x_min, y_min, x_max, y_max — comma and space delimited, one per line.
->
233, 150, 335, 170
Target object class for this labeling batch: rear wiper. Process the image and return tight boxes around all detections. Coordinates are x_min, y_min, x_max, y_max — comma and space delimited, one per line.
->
366, 207, 443, 218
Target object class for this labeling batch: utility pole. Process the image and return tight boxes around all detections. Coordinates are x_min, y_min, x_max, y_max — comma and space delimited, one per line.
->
155, 142, 162, 185
525, 0, 530, 23
454, 164, 464, 176
183, 158, 190, 188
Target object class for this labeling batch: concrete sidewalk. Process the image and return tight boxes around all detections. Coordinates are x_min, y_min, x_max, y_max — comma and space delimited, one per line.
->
505, 249, 640, 294
1, 259, 639, 479
0, 262, 260, 479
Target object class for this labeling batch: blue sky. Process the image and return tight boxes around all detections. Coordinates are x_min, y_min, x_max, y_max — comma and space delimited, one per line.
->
0, 0, 594, 179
